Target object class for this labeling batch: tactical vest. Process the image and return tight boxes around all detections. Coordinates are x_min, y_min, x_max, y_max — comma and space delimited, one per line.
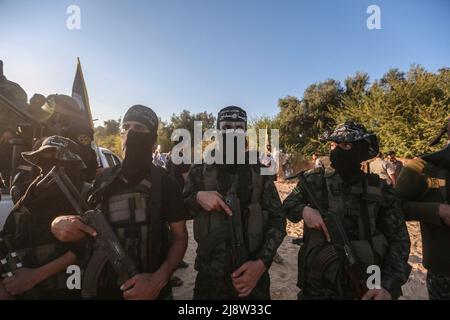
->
89, 165, 167, 277
193, 164, 267, 255
298, 170, 389, 293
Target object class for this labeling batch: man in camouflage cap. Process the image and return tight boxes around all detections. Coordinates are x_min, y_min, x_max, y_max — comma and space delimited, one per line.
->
282, 121, 411, 300
396, 116, 450, 300
1, 135, 86, 299
184, 105, 286, 299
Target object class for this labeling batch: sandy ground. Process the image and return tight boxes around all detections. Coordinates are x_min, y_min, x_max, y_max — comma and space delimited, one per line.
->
173, 180, 428, 300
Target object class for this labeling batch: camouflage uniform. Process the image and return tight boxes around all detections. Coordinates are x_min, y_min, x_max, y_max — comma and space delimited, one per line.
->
395, 118, 450, 300
184, 105, 286, 300
282, 122, 411, 299
184, 163, 285, 299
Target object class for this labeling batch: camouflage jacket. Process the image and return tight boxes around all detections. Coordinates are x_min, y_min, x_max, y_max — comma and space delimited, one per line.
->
184, 163, 286, 275
282, 168, 411, 298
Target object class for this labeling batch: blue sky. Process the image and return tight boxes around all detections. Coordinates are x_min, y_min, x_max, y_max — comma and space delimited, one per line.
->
1, 0, 449, 125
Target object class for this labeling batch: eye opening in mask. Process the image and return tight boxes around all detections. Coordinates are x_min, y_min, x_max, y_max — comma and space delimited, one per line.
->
121, 121, 150, 134
218, 121, 246, 131
330, 142, 353, 151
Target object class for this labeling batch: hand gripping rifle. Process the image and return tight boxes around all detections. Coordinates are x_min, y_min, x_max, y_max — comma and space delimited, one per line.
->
287, 171, 368, 299
38, 166, 138, 298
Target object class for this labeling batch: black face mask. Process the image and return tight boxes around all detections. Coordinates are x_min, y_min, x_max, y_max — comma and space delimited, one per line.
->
330, 145, 362, 177
121, 130, 155, 184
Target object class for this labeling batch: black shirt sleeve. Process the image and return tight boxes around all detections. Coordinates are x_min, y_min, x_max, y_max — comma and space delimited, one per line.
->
161, 173, 191, 223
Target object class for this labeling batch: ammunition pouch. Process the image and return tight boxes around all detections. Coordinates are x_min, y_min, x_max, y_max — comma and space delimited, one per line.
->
194, 164, 265, 258
88, 165, 165, 278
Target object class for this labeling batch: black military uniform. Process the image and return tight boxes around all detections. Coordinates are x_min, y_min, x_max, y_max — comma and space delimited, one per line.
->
1, 136, 87, 299
81, 105, 189, 299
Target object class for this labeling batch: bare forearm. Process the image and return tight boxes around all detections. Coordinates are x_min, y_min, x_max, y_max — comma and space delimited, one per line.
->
34, 251, 77, 284
158, 230, 188, 281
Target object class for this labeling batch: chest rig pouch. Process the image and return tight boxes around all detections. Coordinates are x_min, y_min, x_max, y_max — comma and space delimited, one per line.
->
194, 165, 266, 257
90, 165, 164, 274
323, 174, 388, 267
298, 173, 389, 294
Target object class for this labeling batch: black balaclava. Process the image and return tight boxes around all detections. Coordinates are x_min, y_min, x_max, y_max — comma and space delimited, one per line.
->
121, 105, 159, 184
330, 141, 367, 180
121, 130, 155, 184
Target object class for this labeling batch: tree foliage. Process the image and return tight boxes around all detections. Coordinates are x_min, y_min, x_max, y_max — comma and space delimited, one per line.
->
92, 65, 450, 159
277, 66, 450, 158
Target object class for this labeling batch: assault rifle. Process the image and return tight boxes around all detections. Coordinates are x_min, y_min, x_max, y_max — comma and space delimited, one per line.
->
38, 166, 138, 298
287, 171, 368, 299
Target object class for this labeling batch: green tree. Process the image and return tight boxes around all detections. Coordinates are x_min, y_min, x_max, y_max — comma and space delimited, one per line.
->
156, 110, 216, 152
328, 65, 450, 157
103, 118, 121, 136
277, 79, 343, 154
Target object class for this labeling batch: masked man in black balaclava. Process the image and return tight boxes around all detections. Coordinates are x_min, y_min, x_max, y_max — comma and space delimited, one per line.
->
1, 135, 86, 299
282, 121, 411, 300
184, 105, 286, 299
50, 105, 189, 300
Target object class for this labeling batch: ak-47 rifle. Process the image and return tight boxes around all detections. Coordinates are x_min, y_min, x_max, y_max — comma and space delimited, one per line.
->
224, 187, 248, 272
38, 166, 138, 298
287, 171, 368, 299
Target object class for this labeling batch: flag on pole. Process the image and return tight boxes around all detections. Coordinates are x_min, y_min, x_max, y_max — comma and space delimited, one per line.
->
72, 57, 94, 131
71, 58, 101, 173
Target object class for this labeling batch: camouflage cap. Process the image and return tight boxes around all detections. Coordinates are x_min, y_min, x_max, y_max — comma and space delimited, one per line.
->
21, 135, 86, 168
321, 121, 379, 159
321, 121, 372, 142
